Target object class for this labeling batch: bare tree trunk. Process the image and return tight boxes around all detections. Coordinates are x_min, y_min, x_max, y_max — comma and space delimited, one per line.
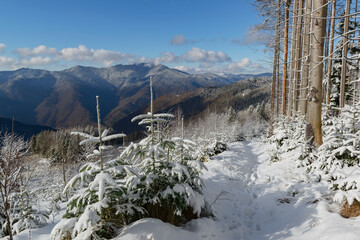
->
276, 0, 282, 117
340, 0, 351, 108
300, 0, 312, 115
270, 0, 282, 133
353, 0, 360, 104
355, 0, 360, 104
276, 56, 280, 116
294, 0, 304, 113
327, 0, 336, 107
289, 0, 299, 116
283, 0, 291, 115
96, 96, 104, 171
307, 0, 327, 147
62, 159, 68, 201
2, 187, 14, 240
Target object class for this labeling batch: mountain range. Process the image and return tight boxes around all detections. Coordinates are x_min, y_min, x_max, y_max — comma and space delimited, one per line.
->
0, 63, 270, 131
112, 76, 271, 140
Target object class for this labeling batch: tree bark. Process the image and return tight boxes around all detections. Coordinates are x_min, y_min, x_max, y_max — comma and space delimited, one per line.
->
282, 0, 291, 115
294, 0, 304, 113
340, 0, 351, 108
276, 0, 281, 116
300, 0, 312, 115
289, 0, 299, 116
270, 0, 281, 132
327, 0, 336, 107
307, 0, 327, 147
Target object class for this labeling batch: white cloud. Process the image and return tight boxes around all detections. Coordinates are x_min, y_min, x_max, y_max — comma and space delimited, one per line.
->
173, 65, 201, 73
93, 49, 136, 66
226, 58, 251, 71
14, 45, 58, 57
154, 52, 178, 64
0, 56, 16, 68
173, 58, 261, 74
0, 44, 6, 53
182, 47, 231, 63
59, 45, 136, 66
21, 56, 54, 66
150, 48, 231, 65
12, 45, 136, 67
0, 44, 264, 74
12, 45, 232, 67
60, 45, 92, 61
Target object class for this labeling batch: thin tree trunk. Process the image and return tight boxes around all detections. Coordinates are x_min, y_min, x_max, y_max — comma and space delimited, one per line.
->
294, 0, 304, 113
300, 0, 312, 115
270, 0, 281, 132
289, 0, 299, 116
276, 0, 282, 116
96, 96, 103, 171
307, 0, 327, 147
276, 56, 280, 116
283, 0, 291, 115
340, 0, 351, 108
150, 77, 156, 174
62, 160, 68, 201
327, 0, 336, 107
355, 0, 359, 104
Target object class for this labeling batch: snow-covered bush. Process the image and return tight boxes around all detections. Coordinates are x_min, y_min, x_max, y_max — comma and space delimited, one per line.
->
51, 127, 138, 240
175, 107, 242, 160
52, 88, 206, 239
11, 188, 49, 236
0, 133, 28, 239
268, 115, 306, 163
306, 105, 360, 206
170, 103, 269, 162
237, 101, 270, 139
121, 77, 206, 225
51, 96, 136, 240
120, 111, 206, 225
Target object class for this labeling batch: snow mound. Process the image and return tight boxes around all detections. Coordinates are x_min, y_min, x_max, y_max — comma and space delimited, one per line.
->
114, 218, 195, 240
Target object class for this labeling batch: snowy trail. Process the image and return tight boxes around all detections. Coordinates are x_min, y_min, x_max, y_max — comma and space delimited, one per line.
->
8, 139, 360, 240
191, 141, 262, 239
118, 139, 360, 240
115, 140, 264, 240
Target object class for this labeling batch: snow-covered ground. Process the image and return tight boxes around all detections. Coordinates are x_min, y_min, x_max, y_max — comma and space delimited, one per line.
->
5, 139, 360, 240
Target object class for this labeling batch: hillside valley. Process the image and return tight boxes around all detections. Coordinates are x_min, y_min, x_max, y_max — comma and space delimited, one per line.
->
112, 76, 271, 137
0, 63, 270, 132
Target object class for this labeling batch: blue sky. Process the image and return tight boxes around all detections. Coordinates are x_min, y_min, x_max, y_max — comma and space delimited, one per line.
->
0, 0, 269, 74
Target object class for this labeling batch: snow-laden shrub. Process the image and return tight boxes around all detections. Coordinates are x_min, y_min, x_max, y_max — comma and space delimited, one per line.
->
52, 92, 206, 239
205, 141, 227, 157
0, 133, 33, 239
237, 101, 270, 139
171, 109, 236, 161
268, 115, 306, 162
120, 112, 206, 225
170, 103, 269, 162
51, 129, 137, 240
306, 105, 360, 206
11, 188, 49, 236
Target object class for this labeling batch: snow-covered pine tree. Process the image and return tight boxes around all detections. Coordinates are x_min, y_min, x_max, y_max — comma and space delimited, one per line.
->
304, 104, 360, 207
11, 187, 49, 237
51, 96, 138, 240
120, 77, 206, 225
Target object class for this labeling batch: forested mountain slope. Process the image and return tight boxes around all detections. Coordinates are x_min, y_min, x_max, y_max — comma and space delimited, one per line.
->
0, 64, 253, 129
